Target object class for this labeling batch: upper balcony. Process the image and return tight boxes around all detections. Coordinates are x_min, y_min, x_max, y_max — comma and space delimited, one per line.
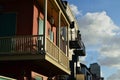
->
0, 35, 70, 76
69, 22, 80, 49
73, 41, 86, 56
69, 30, 86, 56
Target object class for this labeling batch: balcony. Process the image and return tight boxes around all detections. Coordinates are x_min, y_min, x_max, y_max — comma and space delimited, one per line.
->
73, 41, 86, 56
69, 40, 81, 49
69, 31, 82, 49
0, 35, 70, 76
73, 49, 86, 56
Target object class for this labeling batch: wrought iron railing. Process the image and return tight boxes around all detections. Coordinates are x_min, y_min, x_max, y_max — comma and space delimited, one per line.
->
0, 35, 44, 54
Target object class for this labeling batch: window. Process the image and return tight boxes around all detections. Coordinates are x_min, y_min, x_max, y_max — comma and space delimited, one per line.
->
38, 18, 44, 35
50, 31, 54, 42
48, 29, 54, 42
60, 27, 67, 41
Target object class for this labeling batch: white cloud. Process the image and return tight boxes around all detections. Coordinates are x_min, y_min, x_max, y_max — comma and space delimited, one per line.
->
77, 11, 120, 79
78, 11, 120, 69
98, 57, 120, 69
107, 70, 120, 80
70, 4, 82, 16
79, 11, 119, 46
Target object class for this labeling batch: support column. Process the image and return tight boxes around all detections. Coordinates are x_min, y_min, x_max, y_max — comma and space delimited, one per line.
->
43, 0, 47, 51
67, 24, 69, 57
57, 11, 61, 63
58, 11, 61, 48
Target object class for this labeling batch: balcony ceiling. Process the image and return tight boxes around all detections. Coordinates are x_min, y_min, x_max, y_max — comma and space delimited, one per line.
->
32, 60, 69, 77
0, 55, 70, 77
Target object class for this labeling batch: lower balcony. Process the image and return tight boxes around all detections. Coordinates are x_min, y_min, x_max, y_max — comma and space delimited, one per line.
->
73, 49, 86, 56
0, 35, 70, 76
69, 40, 81, 49
73, 41, 86, 56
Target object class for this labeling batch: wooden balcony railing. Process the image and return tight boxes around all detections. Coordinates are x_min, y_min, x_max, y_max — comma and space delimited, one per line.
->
46, 38, 69, 69
0, 35, 69, 69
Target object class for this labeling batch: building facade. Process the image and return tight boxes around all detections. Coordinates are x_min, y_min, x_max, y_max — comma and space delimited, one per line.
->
90, 63, 104, 80
80, 63, 92, 80
61, 1, 86, 80
90, 63, 101, 77
0, 0, 71, 80
76, 63, 104, 80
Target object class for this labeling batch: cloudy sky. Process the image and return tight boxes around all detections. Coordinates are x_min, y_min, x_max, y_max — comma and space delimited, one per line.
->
67, 0, 120, 80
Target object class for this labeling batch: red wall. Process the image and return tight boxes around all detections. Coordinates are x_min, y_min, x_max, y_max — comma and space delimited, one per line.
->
0, 0, 33, 35
33, 5, 38, 35
33, 1, 57, 44
52, 26, 57, 44
0, 0, 57, 43
16, 0, 33, 35
33, 1, 44, 35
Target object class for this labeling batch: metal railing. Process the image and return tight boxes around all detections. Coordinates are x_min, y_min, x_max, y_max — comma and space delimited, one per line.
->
0, 35, 44, 54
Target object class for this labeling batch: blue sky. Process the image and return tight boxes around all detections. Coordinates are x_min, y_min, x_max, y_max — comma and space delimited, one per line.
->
68, 0, 120, 26
67, 0, 120, 80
